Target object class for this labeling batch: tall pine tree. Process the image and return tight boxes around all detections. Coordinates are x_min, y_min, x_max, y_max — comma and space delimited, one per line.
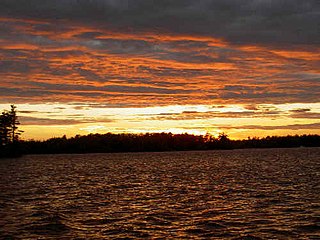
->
0, 105, 22, 146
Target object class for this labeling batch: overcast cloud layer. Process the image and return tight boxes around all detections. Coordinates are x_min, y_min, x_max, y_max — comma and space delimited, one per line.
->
1, 0, 319, 46
0, 1, 319, 138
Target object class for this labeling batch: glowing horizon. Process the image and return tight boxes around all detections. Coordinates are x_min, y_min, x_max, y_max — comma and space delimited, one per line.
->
1, 102, 319, 140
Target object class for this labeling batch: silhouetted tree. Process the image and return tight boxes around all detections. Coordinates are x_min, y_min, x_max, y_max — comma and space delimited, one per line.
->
0, 111, 11, 146
217, 132, 232, 149
9, 105, 22, 143
0, 105, 23, 157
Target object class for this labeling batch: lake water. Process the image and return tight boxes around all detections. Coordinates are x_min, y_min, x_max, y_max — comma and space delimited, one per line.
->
0, 148, 319, 239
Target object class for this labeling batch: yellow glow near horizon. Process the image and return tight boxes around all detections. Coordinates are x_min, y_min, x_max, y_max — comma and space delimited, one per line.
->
1, 102, 318, 140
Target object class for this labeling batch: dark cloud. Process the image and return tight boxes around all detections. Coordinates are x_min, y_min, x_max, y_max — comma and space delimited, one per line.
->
0, 60, 31, 73
137, 66, 212, 78
19, 110, 38, 114
159, 51, 216, 64
235, 122, 320, 130
218, 89, 320, 104
28, 81, 192, 94
290, 111, 320, 119
0, 79, 194, 105
290, 108, 311, 113
73, 31, 104, 39
182, 122, 320, 131
0, 0, 318, 46
19, 116, 113, 125
84, 39, 157, 55
143, 109, 285, 121
222, 85, 265, 92
19, 116, 86, 125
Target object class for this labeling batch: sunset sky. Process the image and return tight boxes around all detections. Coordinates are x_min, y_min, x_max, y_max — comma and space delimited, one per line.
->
0, 0, 319, 140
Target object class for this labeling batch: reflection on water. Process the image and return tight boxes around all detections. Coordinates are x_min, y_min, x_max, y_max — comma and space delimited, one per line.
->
0, 148, 319, 239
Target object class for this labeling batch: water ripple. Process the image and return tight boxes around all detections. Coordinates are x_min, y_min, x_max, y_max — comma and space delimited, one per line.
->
0, 148, 319, 239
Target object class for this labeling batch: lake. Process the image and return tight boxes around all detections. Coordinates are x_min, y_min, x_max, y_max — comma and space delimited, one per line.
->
0, 148, 319, 239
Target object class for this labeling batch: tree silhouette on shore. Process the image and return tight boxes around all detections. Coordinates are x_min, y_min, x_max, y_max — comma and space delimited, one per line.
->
21, 132, 320, 155
0, 105, 23, 158
1, 105, 319, 156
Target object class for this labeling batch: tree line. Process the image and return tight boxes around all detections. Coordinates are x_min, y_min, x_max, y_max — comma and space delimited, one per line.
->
1, 105, 319, 157
21, 132, 320, 155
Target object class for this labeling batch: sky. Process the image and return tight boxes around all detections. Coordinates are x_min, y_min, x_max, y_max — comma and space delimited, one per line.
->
0, 0, 319, 140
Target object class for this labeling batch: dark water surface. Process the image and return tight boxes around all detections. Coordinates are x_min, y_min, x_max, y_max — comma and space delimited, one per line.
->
0, 148, 319, 239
